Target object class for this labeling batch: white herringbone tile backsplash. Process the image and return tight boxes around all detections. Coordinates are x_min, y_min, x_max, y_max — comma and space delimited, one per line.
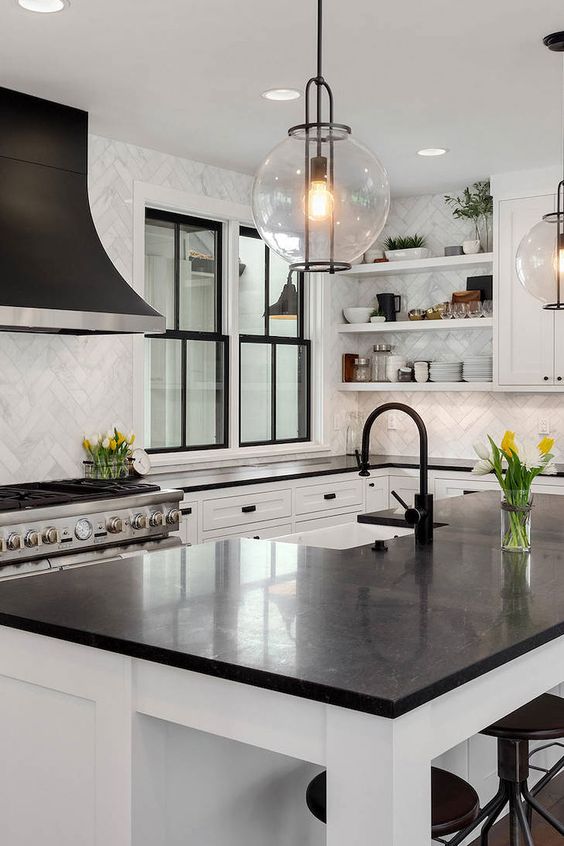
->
1, 152, 560, 483
0, 135, 252, 483
332, 191, 564, 460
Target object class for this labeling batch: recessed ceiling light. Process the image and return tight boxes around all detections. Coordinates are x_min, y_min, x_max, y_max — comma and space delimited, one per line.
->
417, 148, 448, 157
262, 88, 301, 101
17, 0, 68, 12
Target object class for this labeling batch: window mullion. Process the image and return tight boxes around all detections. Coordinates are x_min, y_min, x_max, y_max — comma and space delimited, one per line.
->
271, 342, 277, 442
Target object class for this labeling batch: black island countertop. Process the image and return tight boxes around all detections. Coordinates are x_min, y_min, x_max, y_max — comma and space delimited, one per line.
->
1, 491, 564, 718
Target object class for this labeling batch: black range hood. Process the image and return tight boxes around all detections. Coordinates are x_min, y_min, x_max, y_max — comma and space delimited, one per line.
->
0, 87, 165, 334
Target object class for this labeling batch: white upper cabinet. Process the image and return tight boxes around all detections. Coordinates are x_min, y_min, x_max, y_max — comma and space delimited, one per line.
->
497, 193, 555, 386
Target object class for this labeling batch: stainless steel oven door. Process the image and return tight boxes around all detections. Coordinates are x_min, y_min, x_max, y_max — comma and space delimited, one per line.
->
55, 534, 182, 570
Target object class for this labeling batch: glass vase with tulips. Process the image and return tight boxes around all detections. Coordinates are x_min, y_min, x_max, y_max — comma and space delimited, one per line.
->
472, 431, 556, 552
83, 428, 136, 480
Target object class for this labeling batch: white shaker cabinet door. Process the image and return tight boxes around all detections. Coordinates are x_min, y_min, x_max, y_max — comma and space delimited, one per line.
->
498, 193, 555, 385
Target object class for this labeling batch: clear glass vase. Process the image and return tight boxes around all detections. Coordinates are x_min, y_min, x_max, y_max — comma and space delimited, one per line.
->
477, 214, 492, 253
501, 491, 532, 552
84, 458, 130, 481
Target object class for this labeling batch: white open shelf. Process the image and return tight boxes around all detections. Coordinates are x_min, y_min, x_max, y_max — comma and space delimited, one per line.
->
338, 252, 494, 277
339, 381, 494, 392
338, 317, 493, 334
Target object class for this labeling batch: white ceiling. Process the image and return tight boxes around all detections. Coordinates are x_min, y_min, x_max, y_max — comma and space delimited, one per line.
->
1, 0, 563, 196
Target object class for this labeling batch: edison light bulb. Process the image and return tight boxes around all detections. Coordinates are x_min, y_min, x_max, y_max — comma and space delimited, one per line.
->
307, 179, 333, 221
559, 248, 564, 274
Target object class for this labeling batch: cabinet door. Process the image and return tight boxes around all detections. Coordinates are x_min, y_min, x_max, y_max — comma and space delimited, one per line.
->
365, 476, 388, 513
498, 193, 555, 385
387, 474, 419, 509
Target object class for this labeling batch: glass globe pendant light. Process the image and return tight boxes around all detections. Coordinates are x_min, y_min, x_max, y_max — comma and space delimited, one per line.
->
516, 32, 564, 308
251, 0, 390, 274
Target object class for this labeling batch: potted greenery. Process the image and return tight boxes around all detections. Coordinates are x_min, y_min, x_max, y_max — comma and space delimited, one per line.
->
370, 308, 386, 323
383, 234, 429, 261
444, 180, 493, 253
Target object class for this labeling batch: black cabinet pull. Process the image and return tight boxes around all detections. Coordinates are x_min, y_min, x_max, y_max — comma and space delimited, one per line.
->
368, 483, 375, 488
253, 535, 260, 539
544, 376, 549, 381
323, 492, 337, 500
242, 505, 257, 513
558, 377, 562, 382
180, 507, 192, 516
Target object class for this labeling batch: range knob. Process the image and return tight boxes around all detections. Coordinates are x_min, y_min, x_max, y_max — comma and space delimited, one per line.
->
42, 527, 60, 545
131, 513, 147, 530
106, 516, 123, 534
24, 530, 41, 548
149, 511, 164, 527
6, 533, 23, 551
166, 508, 181, 525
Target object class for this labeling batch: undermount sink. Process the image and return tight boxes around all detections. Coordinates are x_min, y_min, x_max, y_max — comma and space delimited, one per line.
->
273, 521, 412, 550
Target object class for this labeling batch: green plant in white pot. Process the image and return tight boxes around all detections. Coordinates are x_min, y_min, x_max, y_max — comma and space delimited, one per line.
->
444, 180, 493, 253
383, 234, 429, 261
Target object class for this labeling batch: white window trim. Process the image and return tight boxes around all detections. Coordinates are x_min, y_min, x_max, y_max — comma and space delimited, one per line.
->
132, 180, 329, 468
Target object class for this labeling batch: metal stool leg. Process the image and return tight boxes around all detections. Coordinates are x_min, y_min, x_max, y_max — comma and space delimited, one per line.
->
522, 782, 564, 836
439, 784, 507, 846
513, 784, 534, 846
481, 784, 509, 846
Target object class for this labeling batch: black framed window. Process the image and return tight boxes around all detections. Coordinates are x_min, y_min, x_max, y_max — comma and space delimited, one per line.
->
239, 226, 310, 446
144, 209, 228, 452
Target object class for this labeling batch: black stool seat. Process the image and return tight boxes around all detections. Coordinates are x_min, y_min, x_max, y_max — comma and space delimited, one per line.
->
306, 767, 480, 838
483, 693, 564, 740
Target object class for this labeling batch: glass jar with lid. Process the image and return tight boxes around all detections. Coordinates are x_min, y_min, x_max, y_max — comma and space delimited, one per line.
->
372, 344, 392, 381
352, 357, 372, 382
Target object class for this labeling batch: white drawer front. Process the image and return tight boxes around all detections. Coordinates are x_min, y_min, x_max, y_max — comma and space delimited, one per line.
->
202, 488, 292, 532
294, 478, 363, 516
204, 521, 294, 542
294, 511, 359, 532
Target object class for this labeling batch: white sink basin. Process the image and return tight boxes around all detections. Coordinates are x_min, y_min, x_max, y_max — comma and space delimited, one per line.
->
273, 521, 412, 550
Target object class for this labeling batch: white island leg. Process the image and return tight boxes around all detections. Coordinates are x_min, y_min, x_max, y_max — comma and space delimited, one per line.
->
326, 704, 432, 846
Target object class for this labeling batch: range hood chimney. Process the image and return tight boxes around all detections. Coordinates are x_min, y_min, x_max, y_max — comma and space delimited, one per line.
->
0, 87, 165, 334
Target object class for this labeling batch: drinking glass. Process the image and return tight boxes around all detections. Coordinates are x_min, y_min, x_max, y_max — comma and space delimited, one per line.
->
440, 303, 454, 319
467, 301, 483, 319
482, 300, 493, 318
453, 303, 467, 319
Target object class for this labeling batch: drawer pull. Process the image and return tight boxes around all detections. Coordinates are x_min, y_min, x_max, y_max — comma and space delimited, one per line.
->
368, 483, 375, 488
253, 535, 260, 539
242, 505, 257, 514
323, 493, 337, 500
180, 507, 192, 516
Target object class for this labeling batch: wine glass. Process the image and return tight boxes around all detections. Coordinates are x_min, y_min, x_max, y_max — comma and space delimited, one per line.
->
440, 302, 454, 319
453, 302, 467, 319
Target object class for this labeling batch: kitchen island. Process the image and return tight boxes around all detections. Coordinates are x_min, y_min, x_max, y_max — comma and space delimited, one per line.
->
1, 491, 564, 845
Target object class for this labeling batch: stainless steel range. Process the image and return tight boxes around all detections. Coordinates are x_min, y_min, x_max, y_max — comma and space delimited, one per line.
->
0, 479, 183, 580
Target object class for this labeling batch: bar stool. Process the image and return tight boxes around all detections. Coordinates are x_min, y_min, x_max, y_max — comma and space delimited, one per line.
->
305, 766, 480, 842
479, 693, 564, 844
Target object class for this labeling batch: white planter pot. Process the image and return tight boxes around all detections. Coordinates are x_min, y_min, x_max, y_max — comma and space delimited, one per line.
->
463, 240, 481, 255
384, 247, 431, 261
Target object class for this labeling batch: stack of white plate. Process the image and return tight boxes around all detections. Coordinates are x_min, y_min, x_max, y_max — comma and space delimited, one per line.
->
429, 360, 463, 382
462, 355, 493, 382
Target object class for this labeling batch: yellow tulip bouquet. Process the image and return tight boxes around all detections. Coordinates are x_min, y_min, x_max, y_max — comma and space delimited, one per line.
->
82, 428, 135, 480
472, 431, 556, 551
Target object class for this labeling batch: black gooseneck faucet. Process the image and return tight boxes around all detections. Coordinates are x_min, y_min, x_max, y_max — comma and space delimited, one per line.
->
357, 402, 434, 545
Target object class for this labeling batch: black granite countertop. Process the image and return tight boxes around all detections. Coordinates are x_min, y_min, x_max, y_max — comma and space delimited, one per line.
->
158, 454, 480, 493
0, 491, 564, 718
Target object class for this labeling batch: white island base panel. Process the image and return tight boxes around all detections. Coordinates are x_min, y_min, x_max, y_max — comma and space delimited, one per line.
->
1, 625, 564, 846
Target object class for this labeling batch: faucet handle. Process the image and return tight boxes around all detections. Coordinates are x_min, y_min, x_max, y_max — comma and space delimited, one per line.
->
390, 489, 409, 510
391, 490, 423, 527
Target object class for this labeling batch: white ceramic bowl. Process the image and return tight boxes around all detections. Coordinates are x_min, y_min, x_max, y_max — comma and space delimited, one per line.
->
343, 307, 373, 324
